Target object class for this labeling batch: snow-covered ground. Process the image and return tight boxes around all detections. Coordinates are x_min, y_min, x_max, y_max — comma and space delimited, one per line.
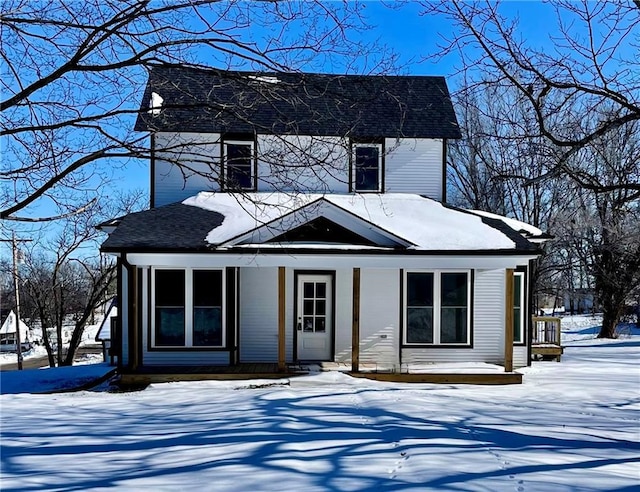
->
1, 316, 638, 491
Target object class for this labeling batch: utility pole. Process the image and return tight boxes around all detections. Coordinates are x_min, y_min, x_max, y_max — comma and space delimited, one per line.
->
1, 232, 32, 370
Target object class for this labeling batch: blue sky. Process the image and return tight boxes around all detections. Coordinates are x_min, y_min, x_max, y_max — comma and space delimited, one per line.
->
1, 1, 613, 256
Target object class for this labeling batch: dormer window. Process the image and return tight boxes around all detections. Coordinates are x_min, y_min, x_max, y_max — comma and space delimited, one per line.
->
223, 139, 255, 190
351, 142, 383, 192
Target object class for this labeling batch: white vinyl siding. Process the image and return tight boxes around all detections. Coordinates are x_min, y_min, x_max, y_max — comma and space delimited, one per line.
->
152, 133, 445, 204
332, 269, 353, 362
358, 269, 400, 366
144, 351, 230, 366
239, 267, 294, 362
239, 268, 278, 362
402, 269, 505, 364
513, 346, 527, 368
153, 132, 221, 207
257, 135, 348, 193
333, 269, 399, 367
385, 138, 443, 200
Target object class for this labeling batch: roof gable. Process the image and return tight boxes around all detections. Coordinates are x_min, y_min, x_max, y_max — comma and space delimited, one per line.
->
218, 197, 413, 249
135, 66, 461, 139
267, 217, 377, 246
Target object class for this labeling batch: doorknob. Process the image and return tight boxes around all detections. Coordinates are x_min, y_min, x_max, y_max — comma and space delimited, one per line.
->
297, 317, 302, 331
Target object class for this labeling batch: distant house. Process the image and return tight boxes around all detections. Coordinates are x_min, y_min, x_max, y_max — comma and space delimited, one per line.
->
100, 67, 549, 382
95, 298, 118, 365
0, 310, 31, 353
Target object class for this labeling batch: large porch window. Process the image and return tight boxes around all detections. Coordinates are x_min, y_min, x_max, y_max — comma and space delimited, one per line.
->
153, 268, 224, 348
404, 270, 471, 345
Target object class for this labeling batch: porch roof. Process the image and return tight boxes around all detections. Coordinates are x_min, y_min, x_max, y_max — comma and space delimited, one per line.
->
101, 193, 541, 255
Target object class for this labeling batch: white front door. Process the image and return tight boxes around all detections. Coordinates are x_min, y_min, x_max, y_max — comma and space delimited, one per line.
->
296, 274, 333, 361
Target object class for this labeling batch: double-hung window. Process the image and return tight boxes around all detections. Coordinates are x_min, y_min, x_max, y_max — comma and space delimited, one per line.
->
513, 272, 525, 344
352, 143, 383, 192
405, 271, 471, 345
153, 268, 224, 348
223, 140, 255, 190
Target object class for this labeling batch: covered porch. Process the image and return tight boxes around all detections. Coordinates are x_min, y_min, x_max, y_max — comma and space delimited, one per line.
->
118, 361, 522, 386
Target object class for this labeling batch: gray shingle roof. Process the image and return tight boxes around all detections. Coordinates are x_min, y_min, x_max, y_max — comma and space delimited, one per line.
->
134, 66, 461, 139
101, 203, 223, 251
101, 194, 540, 254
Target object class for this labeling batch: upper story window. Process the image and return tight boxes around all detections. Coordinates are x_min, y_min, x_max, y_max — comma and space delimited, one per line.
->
351, 142, 383, 192
223, 140, 255, 190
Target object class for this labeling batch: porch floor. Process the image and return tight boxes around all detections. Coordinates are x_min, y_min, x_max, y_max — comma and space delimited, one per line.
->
118, 362, 522, 385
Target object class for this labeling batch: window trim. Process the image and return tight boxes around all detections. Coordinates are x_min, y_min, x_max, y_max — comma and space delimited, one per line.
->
350, 141, 384, 193
151, 267, 226, 349
222, 139, 256, 191
513, 271, 525, 345
402, 269, 472, 347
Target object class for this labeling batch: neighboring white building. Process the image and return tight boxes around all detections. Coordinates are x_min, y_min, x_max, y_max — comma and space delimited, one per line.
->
100, 67, 550, 382
0, 310, 31, 352
95, 298, 118, 365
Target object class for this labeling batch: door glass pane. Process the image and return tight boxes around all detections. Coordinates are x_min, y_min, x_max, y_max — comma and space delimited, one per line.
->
304, 282, 314, 298
316, 318, 326, 332
315, 282, 326, 298
303, 317, 314, 332
315, 300, 326, 315
303, 300, 314, 316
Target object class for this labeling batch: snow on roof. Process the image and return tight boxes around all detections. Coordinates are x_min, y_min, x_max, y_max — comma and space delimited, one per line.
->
183, 193, 519, 250
467, 210, 545, 238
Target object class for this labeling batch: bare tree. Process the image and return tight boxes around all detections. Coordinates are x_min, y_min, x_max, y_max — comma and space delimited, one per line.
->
17, 192, 142, 366
1, 0, 391, 221
424, 0, 640, 197
449, 72, 640, 337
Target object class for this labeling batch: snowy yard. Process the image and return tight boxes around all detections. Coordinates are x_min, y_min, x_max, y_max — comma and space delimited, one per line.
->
1, 316, 639, 491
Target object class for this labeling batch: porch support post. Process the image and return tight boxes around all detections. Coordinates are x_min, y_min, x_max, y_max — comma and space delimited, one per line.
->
278, 266, 286, 372
504, 268, 514, 372
351, 267, 361, 373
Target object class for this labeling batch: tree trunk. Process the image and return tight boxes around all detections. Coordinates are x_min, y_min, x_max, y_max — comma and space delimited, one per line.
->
599, 306, 622, 338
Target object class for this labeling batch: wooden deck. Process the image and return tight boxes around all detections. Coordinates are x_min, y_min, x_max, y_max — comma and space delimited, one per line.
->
532, 316, 564, 361
118, 362, 523, 386
119, 363, 301, 385
348, 372, 522, 385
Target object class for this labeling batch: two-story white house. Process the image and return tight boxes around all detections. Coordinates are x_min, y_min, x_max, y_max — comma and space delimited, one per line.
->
101, 66, 547, 384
